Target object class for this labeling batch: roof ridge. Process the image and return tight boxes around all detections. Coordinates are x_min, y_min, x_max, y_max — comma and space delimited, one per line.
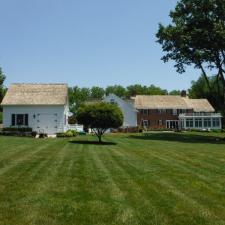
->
11, 83, 68, 85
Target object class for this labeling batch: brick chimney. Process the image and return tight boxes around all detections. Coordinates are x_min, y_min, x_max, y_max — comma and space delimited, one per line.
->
181, 90, 187, 97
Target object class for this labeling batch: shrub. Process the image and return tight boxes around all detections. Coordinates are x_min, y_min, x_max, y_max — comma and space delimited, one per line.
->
56, 130, 77, 138
39, 133, 47, 138
68, 115, 76, 124
31, 131, 37, 138
211, 129, 222, 133
2, 127, 32, 132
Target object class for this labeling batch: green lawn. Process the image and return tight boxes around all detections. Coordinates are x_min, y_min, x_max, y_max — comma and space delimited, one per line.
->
0, 132, 225, 225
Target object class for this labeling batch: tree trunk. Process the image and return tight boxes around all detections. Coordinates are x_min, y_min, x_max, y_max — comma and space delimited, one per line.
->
98, 135, 102, 143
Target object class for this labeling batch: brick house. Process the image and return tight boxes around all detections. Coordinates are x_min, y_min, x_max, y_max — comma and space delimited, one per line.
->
133, 95, 222, 129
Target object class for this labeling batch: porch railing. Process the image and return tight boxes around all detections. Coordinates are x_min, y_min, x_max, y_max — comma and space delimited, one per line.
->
179, 113, 222, 117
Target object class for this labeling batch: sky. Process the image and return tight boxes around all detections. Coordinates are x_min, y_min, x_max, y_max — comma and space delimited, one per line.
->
0, 0, 200, 91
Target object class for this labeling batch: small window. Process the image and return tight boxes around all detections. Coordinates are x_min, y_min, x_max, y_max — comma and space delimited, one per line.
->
186, 119, 193, 128
11, 114, 29, 126
213, 118, 220, 127
11, 114, 15, 126
110, 99, 116, 104
172, 109, 177, 115
17, 114, 24, 126
204, 118, 211, 128
142, 120, 149, 127
195, 118, 202, 128
158, 120, 163, 126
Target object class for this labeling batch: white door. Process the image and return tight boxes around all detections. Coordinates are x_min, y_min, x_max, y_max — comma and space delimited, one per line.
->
36, 114, 57, 134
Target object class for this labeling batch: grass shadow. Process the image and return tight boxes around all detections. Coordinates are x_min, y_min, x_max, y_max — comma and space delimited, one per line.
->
128, 132, 225, 144
69, 140, 117, 145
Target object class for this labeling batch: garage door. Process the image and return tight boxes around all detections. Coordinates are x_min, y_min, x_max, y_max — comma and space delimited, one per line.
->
36, 114, 57, 134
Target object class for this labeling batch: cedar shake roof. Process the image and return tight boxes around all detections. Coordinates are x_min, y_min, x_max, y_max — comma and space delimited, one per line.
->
133, 95, 190, 109
183, 98, 215, 112
133, 95, 215, 112
1, 83, 68, 105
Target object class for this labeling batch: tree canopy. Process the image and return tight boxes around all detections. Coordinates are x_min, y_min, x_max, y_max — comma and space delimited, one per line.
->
76, 102, 123, 142
0, 67, 6, 103
69, 84, 172, 114
189, 75, 224, 115
156, 0, 225, 115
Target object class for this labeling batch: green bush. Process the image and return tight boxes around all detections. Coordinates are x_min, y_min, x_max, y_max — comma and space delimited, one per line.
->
57, 130, 77, 138
2, 127, 32, 132
211, 129, 223, 133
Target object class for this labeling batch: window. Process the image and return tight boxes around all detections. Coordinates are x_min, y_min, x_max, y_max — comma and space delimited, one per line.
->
140, 109, 148, 115
110, 99, 116, 104
11, 114, 15, 126
11, 114, 29, 126
172, 109, 177, 115
142, 120, 149, 127
186, 119, 193, 128
195, 118, 202, 128
158, 120, 163, 126
213, 118, 220, 127
178, 109, 186, 114
204, 118, 211, 128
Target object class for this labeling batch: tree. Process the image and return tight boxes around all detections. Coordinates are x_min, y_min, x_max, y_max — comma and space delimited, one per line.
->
156, 0, 225, 116
105, 85, 127, 97
126, 84, 147, 96
68, 86, 91, 113
169, 90, 181, 95
76, 102, 123, 143
189, 75, 223, 114
0, 67, 6, 103
147, 85, 168, 95
90, 86, 105, 99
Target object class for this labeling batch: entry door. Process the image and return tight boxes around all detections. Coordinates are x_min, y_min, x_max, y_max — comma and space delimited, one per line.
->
167, 120, 179, 129
36, 114, 57, 134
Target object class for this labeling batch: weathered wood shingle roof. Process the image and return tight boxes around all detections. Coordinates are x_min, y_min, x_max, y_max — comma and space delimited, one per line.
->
183, 98, 215, 112
133, 95, 191, 109
133, 95, 215, 112
1, 83, 68, 105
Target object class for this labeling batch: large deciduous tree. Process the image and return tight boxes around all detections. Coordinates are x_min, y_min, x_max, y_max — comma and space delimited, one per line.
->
76, 103, 123, 143
68, 86, 91, 113
0, 67, 6, 124
90, 86, 105, 99
105, 85, 127, 97
0, 67, 6, 103
156, 0, 225, 116
189, 75, 223, 114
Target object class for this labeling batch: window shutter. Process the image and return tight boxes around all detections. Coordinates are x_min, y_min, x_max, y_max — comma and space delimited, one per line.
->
25, 114, 28, 126
12, 114, 15, 126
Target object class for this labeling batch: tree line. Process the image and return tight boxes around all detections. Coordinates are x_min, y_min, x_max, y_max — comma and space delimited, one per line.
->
68, 85, 181, 113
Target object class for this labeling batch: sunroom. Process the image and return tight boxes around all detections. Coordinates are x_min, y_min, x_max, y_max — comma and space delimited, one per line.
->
179, 113, 222, 130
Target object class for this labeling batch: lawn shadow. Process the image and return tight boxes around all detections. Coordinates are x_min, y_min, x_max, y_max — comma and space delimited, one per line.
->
69, 140, 117, 145
128, 132, 225, 144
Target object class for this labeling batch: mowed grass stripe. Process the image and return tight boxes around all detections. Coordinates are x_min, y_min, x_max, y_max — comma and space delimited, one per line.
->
0, 133, 225, 225
102, 135, 225, 224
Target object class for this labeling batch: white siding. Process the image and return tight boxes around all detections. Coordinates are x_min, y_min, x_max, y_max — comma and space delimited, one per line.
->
3, 105, 69, 134
104, 94, 137, 127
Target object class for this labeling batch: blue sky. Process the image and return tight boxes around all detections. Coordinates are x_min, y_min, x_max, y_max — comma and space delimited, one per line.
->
0, 0, 199, 90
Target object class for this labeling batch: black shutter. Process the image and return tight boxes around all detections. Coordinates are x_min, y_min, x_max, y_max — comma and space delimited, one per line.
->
12, 114, 15, 126
25, 114, 28, 126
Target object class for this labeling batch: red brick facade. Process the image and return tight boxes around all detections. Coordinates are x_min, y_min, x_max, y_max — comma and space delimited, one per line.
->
137, 109, 193, 129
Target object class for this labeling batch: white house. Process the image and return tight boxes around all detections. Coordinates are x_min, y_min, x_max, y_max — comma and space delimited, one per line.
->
1, 83, 70, 134
104, 94, 137, 127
